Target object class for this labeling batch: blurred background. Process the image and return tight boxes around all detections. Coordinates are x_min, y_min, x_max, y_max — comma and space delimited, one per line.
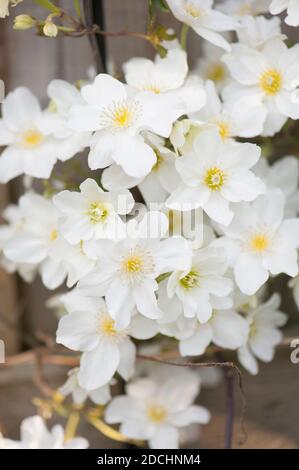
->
0, 0, 298, 448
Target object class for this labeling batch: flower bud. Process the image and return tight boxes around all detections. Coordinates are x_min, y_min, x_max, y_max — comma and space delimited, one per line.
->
13, 14, 35, 30
43, 20, 58, 38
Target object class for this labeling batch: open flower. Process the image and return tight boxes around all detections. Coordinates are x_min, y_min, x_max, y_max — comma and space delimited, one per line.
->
57, 297, 156, 390
0, 415, 88, 449
237, 294, 287, 374
192, 80, 266, 139
223, 38, 299, 136
166, 128, 264, 225
166, 0, 239, 51
215, 190, 299, 295
217, 0, 270, 18
159, 245, 233, 323
105, 370, 210, 449
74, 211, 192, 326
3, 193, 67, 289
68, 73, 189, 178
53, 178, 134, 244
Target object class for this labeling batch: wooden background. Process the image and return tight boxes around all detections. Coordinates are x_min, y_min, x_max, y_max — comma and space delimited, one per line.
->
0, 0, 298, 448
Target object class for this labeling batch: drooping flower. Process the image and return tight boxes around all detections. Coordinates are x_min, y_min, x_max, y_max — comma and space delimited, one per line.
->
237, 294, 287, 374
0, 415, 88, 449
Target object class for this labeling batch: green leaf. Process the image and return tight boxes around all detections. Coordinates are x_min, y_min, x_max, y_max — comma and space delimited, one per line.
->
33, 0, 60, 14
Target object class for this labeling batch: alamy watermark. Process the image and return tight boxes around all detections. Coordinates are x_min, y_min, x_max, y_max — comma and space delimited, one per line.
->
290, 339, 299, 364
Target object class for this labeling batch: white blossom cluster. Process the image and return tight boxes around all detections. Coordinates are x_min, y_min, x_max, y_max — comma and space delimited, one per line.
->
1, 0, 299, 450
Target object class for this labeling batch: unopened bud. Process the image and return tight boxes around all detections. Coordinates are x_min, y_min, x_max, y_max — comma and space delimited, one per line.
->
13, 14, 35, 30
43, 20, 58, 38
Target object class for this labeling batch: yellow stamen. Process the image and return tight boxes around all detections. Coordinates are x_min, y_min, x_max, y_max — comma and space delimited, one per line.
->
180, 270, 200, 290
88, 202, 108, 224
50, 229, 58, 241
100, 316, 117, 336
217, 121, 231, 139
112, 105, 133, 128
204, 167, 226, 191
22, 129, 44, 148
184, 3, 202, 18
250, 234, 270, 252
123, 255, 143, 273
147, 405, 167, 423
260, 69, 282, 95
207, 63, 226, 83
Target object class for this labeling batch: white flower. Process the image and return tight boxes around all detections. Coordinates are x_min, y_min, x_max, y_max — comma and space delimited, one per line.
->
0, 0, 22, 18
166, 0, 239, 51
215, 190, 299, 295
170, 118, 204, 154
73, 212, 192, 326
270, 0, 299, 27
217, 0, 270, 18
124, 49, 188, 94
3, 193, 67, 289
160, 309, 249, 356
102, 134, 180, 203
254, 156, 299, 217
236, 15, 285, 50
166, 128, 264, 225
59, 368, 111, 405
124, 49, 206, 114
53, 178, 134, 244
191, 80, 266, 139
223, 39, 299, 136
105, 370, 210, 449
0, 415, 88, 449
68, 73, 189, 178
56, 297, 157, 390
159, 245, 233, 323
237, 294, 287, 374
195, 40, 230, 91
45, 79, 91, 161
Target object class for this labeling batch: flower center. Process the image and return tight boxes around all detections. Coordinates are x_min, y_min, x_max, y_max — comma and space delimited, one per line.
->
259, 69, 282, 95
88, 202, 109, 224
100, 99, 141, 130
217, 120, 231, 139
22, 129, 44, 148
184, 2, 203, 18
147, 405, 167, 424
250, 233, 270, 252
180, 269, 200, 290
50, 228, 58, 241
99, 315, 117, 336
207, 63, 226, 83
142, 83, 161, 94
204, 167, 226, 191
123, 255, 143, 273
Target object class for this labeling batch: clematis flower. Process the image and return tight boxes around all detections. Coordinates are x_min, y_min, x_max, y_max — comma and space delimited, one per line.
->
160, 309, 249, 356
158, 245, 233, 323
195, 40, 230, 92
53, 178, 134, 244
166, 0, 239, 51
217, 0, 270, 18
191, 80, 266, 139
0, 0, 22, 18
237, 294, 287, 374
56, 297, 157, 390
59, 368, 112, 405
3, 193, 67, 289
0, 415, 88, 449
214, 190, 299, 295
45, 79, 91, 161
105, 370, 210, 449
236, 15, 285, 50
166, 128, 265, 225
254, 156, 299, 217
270, 0, 299, 27
68, 73, 191, 178
223, 38, 299, 136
